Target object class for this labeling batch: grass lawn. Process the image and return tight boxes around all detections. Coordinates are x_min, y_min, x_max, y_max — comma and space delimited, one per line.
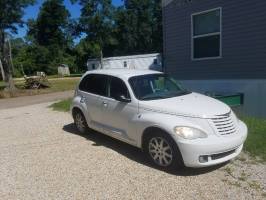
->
47, 78, 79, 92
47, 74, 83, 79
0, 81, 4, 88
50, 98, 266, 162
0, 80, 25, 91
239, 115, 266, 162
0, 78, 79, 98
49, 98, 72, 112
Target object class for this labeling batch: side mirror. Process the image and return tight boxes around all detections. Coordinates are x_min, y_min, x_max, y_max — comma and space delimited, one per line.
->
115, 95, 131, 103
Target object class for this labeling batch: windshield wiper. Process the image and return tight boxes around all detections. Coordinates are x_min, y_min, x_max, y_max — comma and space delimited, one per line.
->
141, 96, 166, 100
165, 90, 191, 97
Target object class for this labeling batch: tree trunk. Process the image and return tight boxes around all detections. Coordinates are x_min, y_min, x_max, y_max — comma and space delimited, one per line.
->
7, 38, 14, 73
0, 30, 16, 95
0, 59, 5, 81
100, 49, 103, 69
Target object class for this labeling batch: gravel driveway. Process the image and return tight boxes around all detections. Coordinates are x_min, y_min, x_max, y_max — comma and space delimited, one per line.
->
0, 102, 265, 200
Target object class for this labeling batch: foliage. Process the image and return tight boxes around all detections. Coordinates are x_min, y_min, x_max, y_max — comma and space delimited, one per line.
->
72, 0, 116, 58
113, 0, 162, 55
7, 0, 163, 77
0, 0, 35, 90
74, 39, 101, 71
25, 0, 76, 75
0, 0, 35, 33
29, 0, 70, 48
71, 0, 162, 58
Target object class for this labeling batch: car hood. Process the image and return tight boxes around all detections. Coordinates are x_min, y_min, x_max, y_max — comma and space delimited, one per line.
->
138, 92, 231, 118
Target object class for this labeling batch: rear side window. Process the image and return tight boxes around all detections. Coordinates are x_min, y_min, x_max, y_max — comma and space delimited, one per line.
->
79, 74, 108, 96
109, 77, 130, 99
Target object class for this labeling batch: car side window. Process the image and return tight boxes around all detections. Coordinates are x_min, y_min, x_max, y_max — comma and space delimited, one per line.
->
79, 74, 108, 96
79, 75, 89, 92
109, 77, 130, 99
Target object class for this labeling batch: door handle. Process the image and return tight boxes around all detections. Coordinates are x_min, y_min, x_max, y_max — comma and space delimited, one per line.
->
102, 101, 108, 107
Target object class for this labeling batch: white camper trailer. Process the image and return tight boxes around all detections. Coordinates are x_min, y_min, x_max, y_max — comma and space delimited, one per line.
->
87, 53, 162, 71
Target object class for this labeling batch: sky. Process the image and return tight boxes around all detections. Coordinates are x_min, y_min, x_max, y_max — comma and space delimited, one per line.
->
15, 0, 124, 40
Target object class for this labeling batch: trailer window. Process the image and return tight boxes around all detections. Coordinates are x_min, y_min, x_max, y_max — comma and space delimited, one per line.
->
124, 61, 127, 68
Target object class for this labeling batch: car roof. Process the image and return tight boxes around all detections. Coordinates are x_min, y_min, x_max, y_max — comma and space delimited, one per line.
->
84, 69, 162, 79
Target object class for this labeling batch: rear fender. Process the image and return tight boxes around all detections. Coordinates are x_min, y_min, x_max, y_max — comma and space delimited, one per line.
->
71, 95, 91, 124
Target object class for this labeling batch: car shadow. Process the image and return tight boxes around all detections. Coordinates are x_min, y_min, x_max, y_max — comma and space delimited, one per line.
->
63, 123, 228, 176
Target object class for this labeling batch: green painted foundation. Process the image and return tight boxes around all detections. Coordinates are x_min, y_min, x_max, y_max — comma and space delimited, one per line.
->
214, 93, 244, 107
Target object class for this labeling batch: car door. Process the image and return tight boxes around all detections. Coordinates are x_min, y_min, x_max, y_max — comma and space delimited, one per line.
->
78, 74, 108, 130
100, 76, 138, 144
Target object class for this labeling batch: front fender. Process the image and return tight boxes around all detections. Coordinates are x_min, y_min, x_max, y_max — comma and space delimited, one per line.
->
135, 112, 212, 148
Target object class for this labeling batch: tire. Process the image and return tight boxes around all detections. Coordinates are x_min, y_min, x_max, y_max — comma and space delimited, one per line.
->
143, 131, 184, 171
73, 109, 89, 134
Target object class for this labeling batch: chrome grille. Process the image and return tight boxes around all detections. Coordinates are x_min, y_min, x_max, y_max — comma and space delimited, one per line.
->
211, 112, 237, 136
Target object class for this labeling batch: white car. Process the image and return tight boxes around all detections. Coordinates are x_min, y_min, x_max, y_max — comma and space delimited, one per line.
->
71, 69, 247, 169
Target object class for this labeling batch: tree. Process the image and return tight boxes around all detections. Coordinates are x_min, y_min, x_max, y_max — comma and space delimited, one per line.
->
29, 0, 70, 48
74, 38, 102, 71
114, 0, 162, 55
28, 0, 75, 74
0, 0, 35, 92
71, 0, 116, 67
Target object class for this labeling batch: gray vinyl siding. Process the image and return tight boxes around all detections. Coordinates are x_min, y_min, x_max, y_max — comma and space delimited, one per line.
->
162, 0, 266, 79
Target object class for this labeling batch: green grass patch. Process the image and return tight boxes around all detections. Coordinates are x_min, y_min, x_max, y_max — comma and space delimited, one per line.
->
47, 74, 83, 79
49, 98, 71, 112
0, 80, 24, 90
0, 78, 79, 98
240, 115, 266, 162
47, 78, 79, 92
0, 81, 4, 87
68, 74, 83, 78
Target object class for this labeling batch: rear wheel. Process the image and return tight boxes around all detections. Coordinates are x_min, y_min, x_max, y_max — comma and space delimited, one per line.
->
73, 109, 89, 134
144, 131, 184, 170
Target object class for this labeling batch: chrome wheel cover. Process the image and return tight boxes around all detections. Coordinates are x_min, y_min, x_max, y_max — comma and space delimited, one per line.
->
75, 113, 85, 132
148, 137, 173, 167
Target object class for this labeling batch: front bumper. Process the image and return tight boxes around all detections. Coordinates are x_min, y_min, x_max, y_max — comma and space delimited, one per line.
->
174, 121, 248, 168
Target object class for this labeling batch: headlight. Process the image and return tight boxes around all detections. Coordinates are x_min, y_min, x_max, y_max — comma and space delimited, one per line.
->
174, 126, 208, 140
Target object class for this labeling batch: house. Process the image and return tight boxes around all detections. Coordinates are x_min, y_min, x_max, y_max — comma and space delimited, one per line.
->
162, 0, 266, 117
87, 53, 162, 71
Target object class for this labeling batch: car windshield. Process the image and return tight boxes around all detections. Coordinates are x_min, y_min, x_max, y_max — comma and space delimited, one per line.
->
128, 74, 191, 100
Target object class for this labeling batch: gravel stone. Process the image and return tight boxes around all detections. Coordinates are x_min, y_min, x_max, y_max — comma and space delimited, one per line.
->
0, 102, 265, 200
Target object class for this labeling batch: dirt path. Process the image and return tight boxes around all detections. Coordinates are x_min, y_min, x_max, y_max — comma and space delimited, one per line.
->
0, 103, 265, 199
0, 90, 74, 110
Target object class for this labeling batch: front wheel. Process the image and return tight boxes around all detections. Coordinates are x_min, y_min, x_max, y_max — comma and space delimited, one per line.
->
144, 132, 184, 170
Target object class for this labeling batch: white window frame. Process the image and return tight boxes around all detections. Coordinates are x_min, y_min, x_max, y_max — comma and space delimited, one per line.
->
191, 7, 222, 61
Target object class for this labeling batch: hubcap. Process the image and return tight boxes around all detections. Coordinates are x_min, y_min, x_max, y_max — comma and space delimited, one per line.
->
148, 137, 173, 167
75, 113, 85, 132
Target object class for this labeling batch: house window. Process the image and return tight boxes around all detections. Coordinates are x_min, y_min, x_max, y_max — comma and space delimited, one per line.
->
192, 8, 222, 60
